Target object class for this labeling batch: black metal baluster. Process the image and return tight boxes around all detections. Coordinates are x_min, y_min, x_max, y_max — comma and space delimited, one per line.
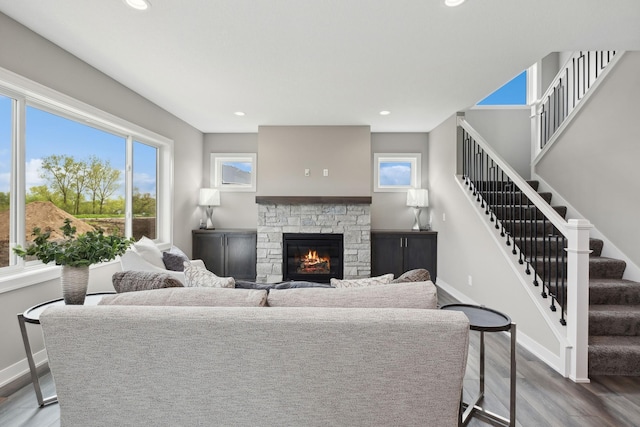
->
550, 232, 558, 313
533, 202, 539, 287
541, 217, 547, 298
560, 235, 567, 325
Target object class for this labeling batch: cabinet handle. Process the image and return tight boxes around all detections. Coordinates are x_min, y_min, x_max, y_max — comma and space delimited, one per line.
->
404, 237, 408, 247
399, 238, 403, 248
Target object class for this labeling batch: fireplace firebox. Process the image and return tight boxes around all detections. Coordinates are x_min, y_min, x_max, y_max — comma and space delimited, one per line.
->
282, 233, 343, 283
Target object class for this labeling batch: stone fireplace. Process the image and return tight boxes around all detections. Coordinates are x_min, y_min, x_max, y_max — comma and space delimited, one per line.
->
256, 197, 371, 283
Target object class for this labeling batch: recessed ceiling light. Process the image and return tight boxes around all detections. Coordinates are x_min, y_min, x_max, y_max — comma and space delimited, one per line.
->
234, 111, 246, 116
445, 0, 466, 7
124, 0, 151, 11
379, 111, 391, 116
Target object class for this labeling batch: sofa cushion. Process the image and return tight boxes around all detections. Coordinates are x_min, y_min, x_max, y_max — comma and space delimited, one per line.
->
183, 263, 235, 288
162, 246, 189, 271
132, 236, 166, 269
392, 268, 431, 283
99, 287, 267, 307
267, 281, 437, 309
112, 271, 183, 293
330, 273, 394, 288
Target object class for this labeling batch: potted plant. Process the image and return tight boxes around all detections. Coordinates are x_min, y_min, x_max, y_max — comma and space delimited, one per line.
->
14, 219, 133, 304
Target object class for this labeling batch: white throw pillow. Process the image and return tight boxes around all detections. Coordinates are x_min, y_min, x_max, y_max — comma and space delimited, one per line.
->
330, 273, 394, 288
133, 236, 166, 269
183, 262, 235, 288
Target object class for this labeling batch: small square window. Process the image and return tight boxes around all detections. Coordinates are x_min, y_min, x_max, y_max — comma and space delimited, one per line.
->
210, 153, 257, 192
373, 153, 421, 192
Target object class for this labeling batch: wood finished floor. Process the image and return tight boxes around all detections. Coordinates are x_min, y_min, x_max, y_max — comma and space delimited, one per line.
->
1, 288, 640, 427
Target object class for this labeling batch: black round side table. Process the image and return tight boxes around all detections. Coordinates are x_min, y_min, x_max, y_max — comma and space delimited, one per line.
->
17, 292, 114, 407
441, 303, 516, 427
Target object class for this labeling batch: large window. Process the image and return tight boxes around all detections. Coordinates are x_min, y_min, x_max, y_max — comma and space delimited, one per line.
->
0, 94, 13, 268
0, 72, 172, 277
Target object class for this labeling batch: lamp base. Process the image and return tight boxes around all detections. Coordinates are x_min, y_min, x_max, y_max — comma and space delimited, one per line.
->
412, 207, 422, 231
205, 206, 214, 229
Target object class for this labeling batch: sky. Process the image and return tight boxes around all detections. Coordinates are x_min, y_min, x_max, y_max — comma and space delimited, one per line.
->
477, 71, 527, 106
379, 161, 411, 186
0, 99, 156, 196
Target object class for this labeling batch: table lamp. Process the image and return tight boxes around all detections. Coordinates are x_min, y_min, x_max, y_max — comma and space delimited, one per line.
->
199, 188, 220, 229
406, 189, 429, 231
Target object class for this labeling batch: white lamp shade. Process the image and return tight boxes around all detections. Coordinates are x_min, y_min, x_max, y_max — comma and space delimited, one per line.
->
199, 188, 220, 206
406, 189, 429, 207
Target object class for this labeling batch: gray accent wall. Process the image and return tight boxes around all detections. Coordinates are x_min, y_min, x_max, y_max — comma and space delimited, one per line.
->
257, 126, 371, 197
535, 51, 640, 268
0, 12, 203, 386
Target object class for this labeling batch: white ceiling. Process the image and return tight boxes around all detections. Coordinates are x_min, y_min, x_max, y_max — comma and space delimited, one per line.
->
1, 0, 639, 133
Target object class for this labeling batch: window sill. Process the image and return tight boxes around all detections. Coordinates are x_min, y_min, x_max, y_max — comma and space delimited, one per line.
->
0, 259, 120, 295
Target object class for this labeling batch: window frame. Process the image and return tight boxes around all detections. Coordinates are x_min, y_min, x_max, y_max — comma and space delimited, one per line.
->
210, 153, 257, 192
0, 67, 174, 291
373, 153, 422, 192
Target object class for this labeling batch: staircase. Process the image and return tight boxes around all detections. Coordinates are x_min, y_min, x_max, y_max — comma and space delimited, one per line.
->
496, 181, 640, 376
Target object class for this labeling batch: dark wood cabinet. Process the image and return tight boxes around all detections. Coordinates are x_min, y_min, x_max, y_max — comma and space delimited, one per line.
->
371, 230, 437, 281
192, 229, 257, 280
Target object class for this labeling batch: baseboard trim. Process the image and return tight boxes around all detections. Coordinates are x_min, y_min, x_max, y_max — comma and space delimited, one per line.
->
436, 278, 567, 378
0, 349, 48, 392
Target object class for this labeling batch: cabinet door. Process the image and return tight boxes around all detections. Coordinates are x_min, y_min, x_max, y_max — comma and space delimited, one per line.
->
225, 232, 257, 280
371, 233, 405, 277
192, 232, 225, 275
404, 234, 437, 281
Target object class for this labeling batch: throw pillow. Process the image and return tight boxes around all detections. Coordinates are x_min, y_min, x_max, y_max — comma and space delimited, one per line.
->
267, 281, 437, 309
183, 262, 235, 288
330, 273, 394, 288
133, 236, 166, 269
112, 271, 183, 293
162, 246, 189, 271
392, 268, 431, 283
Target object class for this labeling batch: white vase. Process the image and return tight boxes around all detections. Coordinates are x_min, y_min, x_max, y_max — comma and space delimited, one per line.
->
60, 265, 90, 305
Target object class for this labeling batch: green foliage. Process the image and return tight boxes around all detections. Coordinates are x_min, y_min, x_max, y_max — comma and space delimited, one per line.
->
13, 219, 133, 267
0, 191, 9, 212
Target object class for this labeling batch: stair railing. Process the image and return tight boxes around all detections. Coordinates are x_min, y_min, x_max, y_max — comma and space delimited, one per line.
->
534, 51, 619, 157
458, 115, 592, 382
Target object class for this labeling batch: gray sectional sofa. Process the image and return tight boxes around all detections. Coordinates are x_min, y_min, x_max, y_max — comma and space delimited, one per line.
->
40, 282, 470, 427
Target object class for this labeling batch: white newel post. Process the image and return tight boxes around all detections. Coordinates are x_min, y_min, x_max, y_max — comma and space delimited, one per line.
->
565, 218, 593, 383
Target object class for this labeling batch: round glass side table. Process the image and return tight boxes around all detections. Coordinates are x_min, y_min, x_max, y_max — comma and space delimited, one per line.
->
17, 292, 114, 407
441, 303, 516, 427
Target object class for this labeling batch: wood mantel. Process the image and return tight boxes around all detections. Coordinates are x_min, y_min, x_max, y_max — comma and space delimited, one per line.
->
255, 196, 372, 205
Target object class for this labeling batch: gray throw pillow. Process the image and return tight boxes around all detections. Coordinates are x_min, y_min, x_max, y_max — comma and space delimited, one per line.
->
112, 271, 183, 293
392, 268, 431, 283
162, 246, 189, 271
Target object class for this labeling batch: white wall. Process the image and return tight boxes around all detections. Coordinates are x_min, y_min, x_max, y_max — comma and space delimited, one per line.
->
0, 12, 203, 387
428, 115, 563, 368
535, 51, 640, 268
464, 108, 531, 179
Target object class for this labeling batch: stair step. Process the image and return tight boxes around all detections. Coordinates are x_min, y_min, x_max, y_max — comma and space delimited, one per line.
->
491, 205, 567, 220
590, 278, 640, 305
467, 180, 539, 191
590, 239, 604, 257
589, 305, 640, 336
510, 237, 603, 259
590, 257, 627, 279
589, 335, 640, 376
503, 220, 558, 237
482, 191, 552, 205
